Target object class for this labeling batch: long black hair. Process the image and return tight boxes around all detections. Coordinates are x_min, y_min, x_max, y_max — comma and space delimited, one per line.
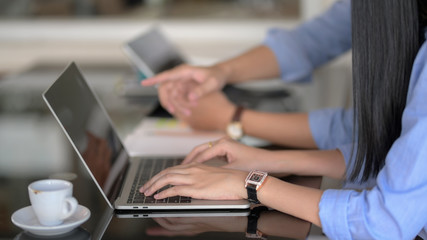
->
350, 0, 422, 182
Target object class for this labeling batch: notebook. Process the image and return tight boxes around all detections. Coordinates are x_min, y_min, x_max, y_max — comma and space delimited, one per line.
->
42, 62, 250, 210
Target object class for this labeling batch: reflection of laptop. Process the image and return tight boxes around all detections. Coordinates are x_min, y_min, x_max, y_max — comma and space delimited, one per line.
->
90, 208, 249, 239
115, 209, 250, 219
42, 62, 249, 211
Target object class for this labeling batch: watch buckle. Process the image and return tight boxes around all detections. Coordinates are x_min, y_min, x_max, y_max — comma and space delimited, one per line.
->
245, 230, 267, 239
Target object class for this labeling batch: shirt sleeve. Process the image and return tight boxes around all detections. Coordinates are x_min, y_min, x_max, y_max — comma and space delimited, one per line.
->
308, 108, 354, 150
319, 41, 427, 240
263, 0, 352, 82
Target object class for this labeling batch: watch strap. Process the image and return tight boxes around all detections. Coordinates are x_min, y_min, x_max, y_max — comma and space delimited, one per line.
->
246, 206, 268, 239
227, 105, 245, 140
247, 206, 269, 234
232, 105, 244, 122
247, 185, 260, 204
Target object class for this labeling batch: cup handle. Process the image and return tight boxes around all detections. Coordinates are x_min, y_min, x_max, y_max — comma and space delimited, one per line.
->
61, 197, 78, 220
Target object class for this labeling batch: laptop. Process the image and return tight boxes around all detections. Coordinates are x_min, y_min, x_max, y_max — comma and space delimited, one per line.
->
42, 62, 250, 211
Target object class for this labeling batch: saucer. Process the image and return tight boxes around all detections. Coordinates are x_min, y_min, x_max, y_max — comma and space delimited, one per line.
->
11, 205, 90, 236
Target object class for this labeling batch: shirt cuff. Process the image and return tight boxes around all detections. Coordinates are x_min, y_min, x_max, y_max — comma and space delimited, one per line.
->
308, 109, 340, 149
308, 108, 354, 150
337, 143, 353, 168
309, 109, 331, 149
319, 189, 353, 240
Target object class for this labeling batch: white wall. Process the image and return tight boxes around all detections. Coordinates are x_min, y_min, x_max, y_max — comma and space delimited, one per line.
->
301, 0, 337, 20
0, 19, 295, 73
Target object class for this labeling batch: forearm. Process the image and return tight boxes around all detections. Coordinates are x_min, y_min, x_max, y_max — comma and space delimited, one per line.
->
268, 149, 346, 179
214, 45, 280, 84
241, 110, 317, 149
257, 177, 323, 226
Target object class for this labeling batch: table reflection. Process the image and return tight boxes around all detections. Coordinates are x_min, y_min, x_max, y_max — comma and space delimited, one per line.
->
99, 208, 311, 240
14, 227, 90, 240
147, 210, 309, 239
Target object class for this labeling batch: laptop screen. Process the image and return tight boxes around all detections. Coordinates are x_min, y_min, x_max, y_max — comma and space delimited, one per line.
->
43, 62, 128, 207
125, 28, 185, 76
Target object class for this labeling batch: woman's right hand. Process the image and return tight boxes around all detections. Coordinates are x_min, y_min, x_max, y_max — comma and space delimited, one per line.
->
142, 64, 230, 115
182, 137, 278, 173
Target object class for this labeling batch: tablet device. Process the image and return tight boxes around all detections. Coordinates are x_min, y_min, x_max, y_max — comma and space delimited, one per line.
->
123, 27, 186, 78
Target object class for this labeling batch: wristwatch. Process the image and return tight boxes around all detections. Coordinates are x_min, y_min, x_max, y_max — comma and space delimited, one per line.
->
246, 206, 268, 239
245, 170, 268, 204
226, 105, 245, 140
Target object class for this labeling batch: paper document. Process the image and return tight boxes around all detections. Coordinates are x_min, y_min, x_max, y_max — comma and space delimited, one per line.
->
124, 118, 225, 156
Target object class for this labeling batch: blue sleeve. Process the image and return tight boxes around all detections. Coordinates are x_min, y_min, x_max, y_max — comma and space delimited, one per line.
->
308, 108, 380, 189
263, 0, 352, 82
319, 41, 427, 240
308, 108, 354, 150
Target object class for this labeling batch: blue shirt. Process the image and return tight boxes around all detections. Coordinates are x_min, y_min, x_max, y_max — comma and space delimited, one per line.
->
263, 0, 427, 239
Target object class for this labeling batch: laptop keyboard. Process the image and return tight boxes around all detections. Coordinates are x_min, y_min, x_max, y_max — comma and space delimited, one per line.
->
127, 158, 192, 204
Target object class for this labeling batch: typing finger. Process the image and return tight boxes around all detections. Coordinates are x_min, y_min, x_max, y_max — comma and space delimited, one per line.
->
190, 141, 228, 164
182, 141, 217, 164
144, 173, 192, 197
182, 140, 219, 164
153, 185, 194, 200
140, 164, 193, 193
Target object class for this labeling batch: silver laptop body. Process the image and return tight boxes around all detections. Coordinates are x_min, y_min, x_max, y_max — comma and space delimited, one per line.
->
42, 62, 249, 210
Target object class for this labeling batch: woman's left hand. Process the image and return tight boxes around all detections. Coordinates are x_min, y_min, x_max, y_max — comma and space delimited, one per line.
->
183, 137, 276, 173
140, 163, 247, 200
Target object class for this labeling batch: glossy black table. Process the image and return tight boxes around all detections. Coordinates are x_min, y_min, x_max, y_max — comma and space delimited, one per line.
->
0, 64, 322, 240
2, 169, 320, 239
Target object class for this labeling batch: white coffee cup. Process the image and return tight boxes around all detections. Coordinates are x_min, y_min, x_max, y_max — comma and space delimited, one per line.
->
28, 179, 78, 226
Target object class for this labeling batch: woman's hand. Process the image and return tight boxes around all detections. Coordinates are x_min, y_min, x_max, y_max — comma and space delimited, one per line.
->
142, 64, 229, 115
183, 137, 278, 173
140, 163, 247, 201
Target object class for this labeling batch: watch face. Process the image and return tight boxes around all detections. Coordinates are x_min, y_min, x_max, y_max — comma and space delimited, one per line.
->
249, 172, 264, 182
227, 122, 243, 140
246, 170, 267, 187
245, 170, 268, 194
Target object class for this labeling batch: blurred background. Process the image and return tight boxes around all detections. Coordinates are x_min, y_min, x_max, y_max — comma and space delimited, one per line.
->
0, 0, 344, 76
0, 0, 351, 114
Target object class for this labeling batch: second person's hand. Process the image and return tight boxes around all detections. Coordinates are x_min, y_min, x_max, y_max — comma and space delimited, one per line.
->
141, 64, 230, 114
174, 91, 236, 131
